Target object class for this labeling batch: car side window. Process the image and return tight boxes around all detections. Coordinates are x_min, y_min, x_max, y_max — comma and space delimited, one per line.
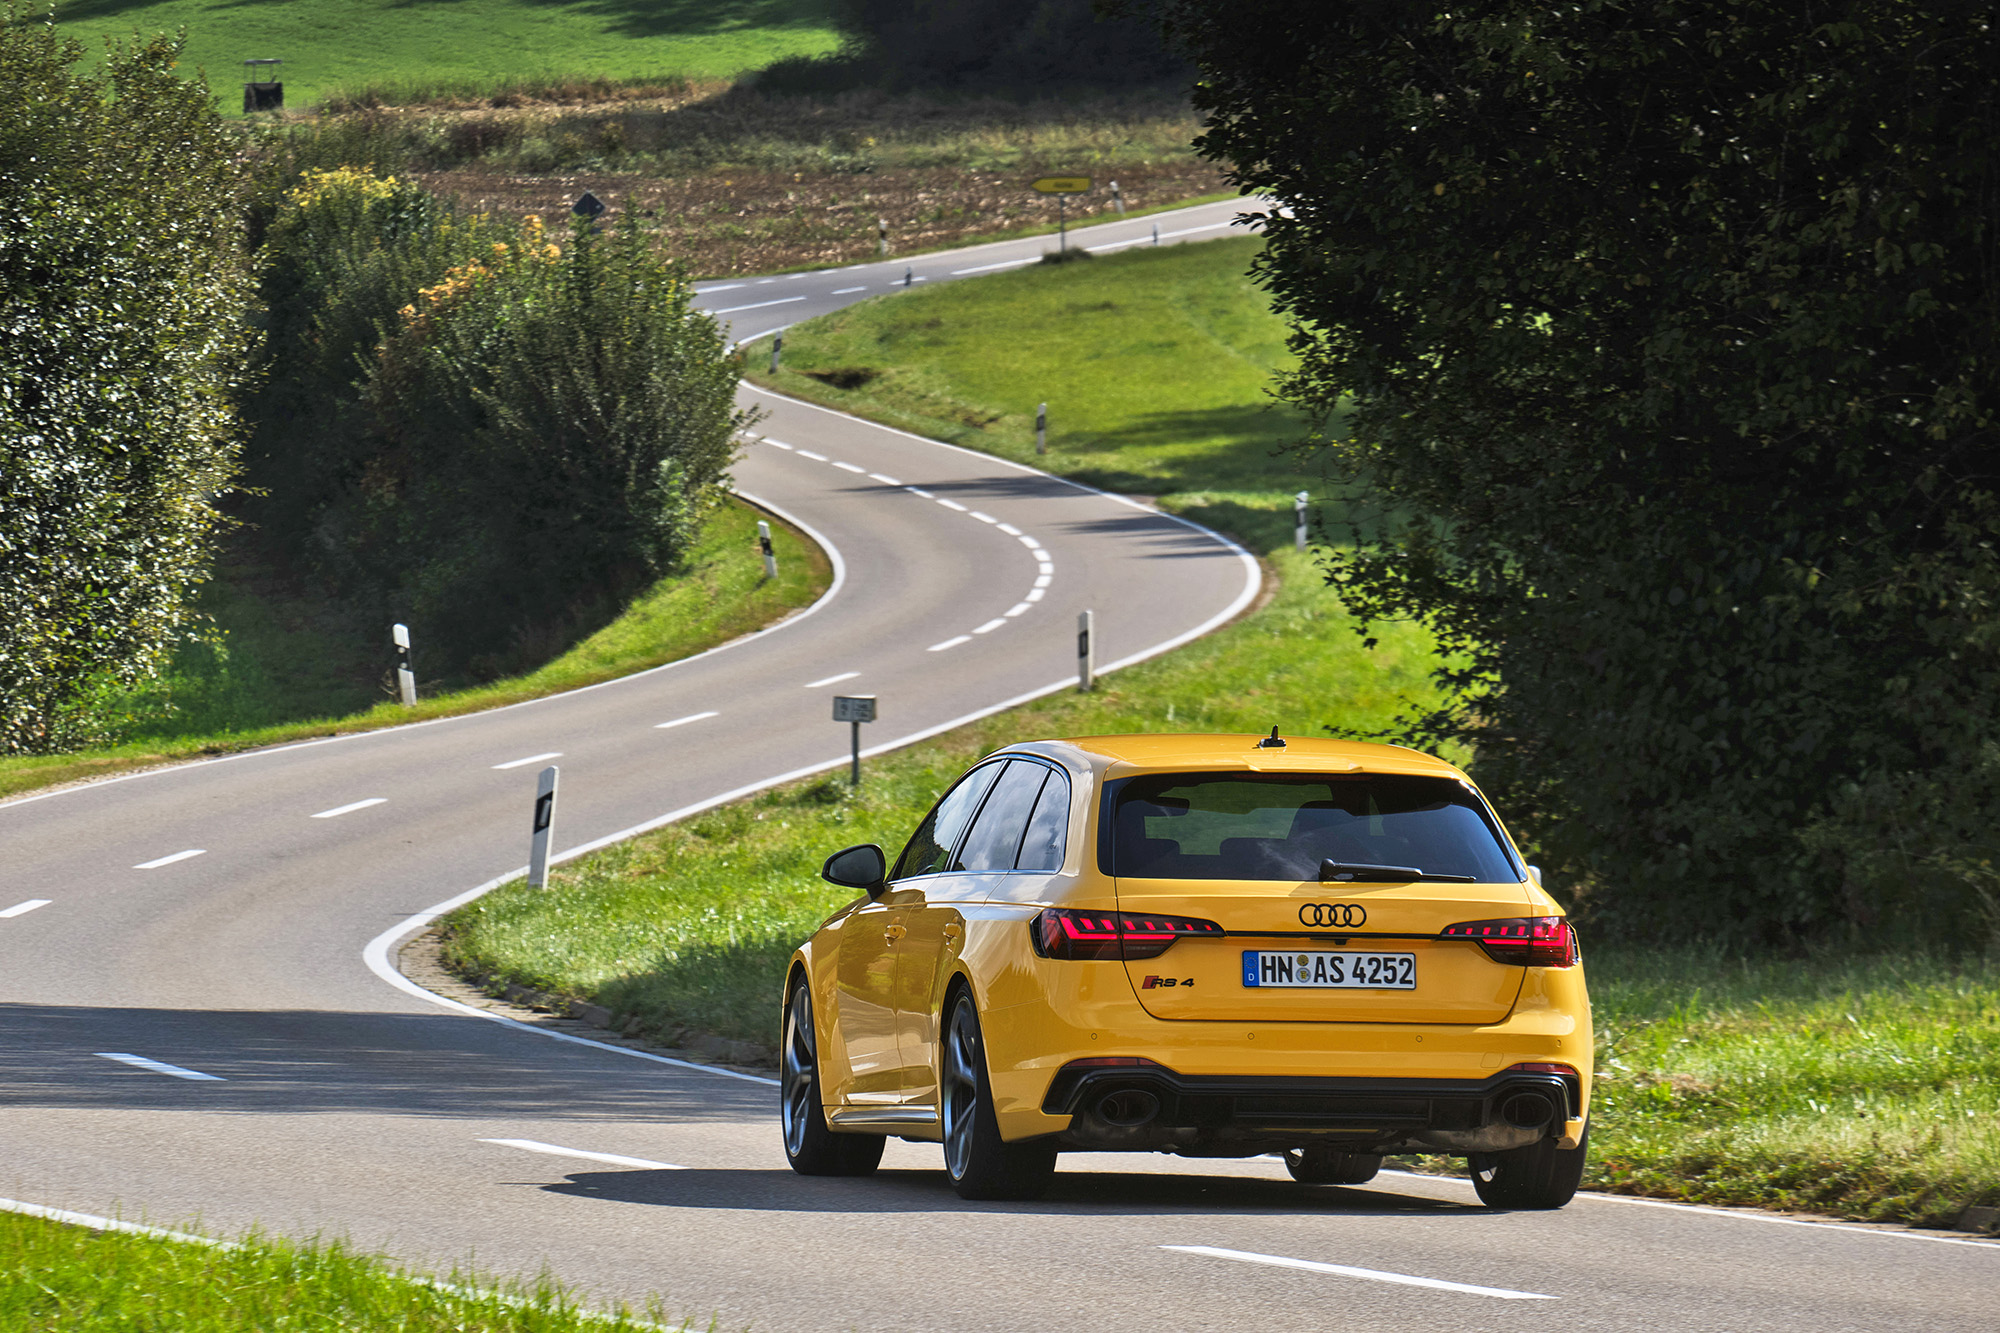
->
1014, 767, 1071, 872
955, 761, 1050, 872
891, 761, 1005, 880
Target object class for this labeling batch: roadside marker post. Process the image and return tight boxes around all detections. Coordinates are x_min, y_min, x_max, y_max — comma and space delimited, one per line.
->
392, 623, 416, 707
1295, 491, 1310, 552
878, 217, 889, 256
1036, 402, 1048, 456
833, 695, 877, 788
1152, 223, 1160, 246
904, 267, 913, 288
1111, 179, 1125, 215
528, 765, 559, 889
1030, 176, 1093, 255
757, 520, 778, 579
769, 334, 783, 375
1077, 609, 1095, 692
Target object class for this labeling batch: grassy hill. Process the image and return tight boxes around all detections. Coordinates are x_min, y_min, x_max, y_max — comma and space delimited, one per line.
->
49, 0, 841, 110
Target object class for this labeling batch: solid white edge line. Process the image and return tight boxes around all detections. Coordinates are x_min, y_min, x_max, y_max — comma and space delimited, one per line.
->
0, 490, 846, 815
134, 849, 205, 870
479, 1138, 687, 1171
96, 1052, 225, 1081
710, 296, 808, 314
949, 256, 1040, 275
1372, 1171, 2000, 1250
492, 753, 562, 770
0, 898, 52, 918
655, 711, 720, 730
804, 671, 860, 688
1161, 1246, 1556, 1301
311, 797, 387, 819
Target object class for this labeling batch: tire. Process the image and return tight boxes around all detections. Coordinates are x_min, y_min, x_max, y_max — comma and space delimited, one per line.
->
939, 990, 1057, 1201
1284, 1146, 1383, 1185
781, 978, 885, 1177
1469, 1126, 1589, 1209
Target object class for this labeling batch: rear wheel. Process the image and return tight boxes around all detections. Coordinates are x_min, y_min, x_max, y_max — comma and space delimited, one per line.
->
1284, 1147, 1383, 1185
940, 990, 1057, 1200
781, 978, 885, 1176
1469, 1127, 1588, 1209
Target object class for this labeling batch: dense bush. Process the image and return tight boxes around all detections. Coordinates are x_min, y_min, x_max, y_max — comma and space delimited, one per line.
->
246, 170, 746, 679
1141, 1, 2000, 946
0, 17, 252, 752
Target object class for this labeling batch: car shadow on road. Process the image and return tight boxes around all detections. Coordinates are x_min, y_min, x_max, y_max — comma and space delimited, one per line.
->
541, 1165, 1483, 1218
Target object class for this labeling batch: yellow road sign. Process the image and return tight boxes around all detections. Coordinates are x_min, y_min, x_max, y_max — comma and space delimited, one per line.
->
1031, 176, 1093, 194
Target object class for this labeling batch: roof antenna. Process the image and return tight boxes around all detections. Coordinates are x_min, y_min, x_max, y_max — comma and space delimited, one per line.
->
1257, 726, 1286, 749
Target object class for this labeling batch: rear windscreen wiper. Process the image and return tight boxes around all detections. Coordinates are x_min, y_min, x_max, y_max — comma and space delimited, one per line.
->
1319, 860, 1476, 883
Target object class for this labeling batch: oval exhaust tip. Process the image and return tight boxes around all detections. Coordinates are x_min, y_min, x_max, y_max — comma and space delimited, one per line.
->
1096, 1088, 1161, 1128
1498, 1091, 1557, 1129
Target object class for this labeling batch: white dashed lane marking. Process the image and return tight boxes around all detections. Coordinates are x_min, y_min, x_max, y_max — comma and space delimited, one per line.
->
491, 753, 561, 770
832, 461, 866, 474
655, 711, 720, 730
479, 1138, 686, 1171
0, 899, 51, 918
134, 850, 205, 870
869, 473, 902, 485
928, 635, 972, 653
805, 672, 860, 688
96, 1053, 225, 1082
311, 798, 387, 819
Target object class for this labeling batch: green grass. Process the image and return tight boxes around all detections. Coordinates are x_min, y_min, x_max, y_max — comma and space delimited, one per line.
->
0, 500, 829, 802
747, 235, 1320, 551
0, 1208, 675, 1330
49, 0, 840, 112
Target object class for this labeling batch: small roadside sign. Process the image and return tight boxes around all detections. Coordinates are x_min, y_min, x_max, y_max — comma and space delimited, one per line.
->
833, 695, 877, 724
1031, 176, 1093, 195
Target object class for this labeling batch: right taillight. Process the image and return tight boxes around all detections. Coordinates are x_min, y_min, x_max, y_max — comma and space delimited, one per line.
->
1031, 908, 1222, 961
1440, 916, 1577, 967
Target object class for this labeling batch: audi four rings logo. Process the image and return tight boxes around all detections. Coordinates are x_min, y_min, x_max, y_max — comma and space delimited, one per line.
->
1300, 902, 1367, 927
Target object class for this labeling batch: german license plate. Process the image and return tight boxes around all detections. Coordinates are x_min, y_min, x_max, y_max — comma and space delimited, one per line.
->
1241, 950, 1416, 989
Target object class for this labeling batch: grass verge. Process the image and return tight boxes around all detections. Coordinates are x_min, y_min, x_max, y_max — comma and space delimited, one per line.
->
51, 0, 841, 113
444, 236, 2000, 1228
0, 1207, 673, 1330
0, 499, 829, 804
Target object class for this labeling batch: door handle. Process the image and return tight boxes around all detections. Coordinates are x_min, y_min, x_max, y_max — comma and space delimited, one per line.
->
884, 924, 908, 942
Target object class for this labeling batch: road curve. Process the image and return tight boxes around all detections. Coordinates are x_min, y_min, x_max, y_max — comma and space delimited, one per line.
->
1, 202, 1995, 1332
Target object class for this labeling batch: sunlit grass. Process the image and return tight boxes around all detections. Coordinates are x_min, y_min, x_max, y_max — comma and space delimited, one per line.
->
0, 501, 829, 802
0, 1209, 678, 1330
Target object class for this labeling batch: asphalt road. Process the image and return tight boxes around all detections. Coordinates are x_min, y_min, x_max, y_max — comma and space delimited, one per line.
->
2, 201, 1996, 1331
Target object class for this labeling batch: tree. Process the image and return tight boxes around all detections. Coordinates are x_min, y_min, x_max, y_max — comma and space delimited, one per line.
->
1138, 1, 2000, 944
0, 14, 251, 752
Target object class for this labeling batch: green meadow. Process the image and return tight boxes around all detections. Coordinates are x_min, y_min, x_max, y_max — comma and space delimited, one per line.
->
49, 0, 840, 110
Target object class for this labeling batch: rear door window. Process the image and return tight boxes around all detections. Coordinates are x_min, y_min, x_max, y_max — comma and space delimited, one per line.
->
1015, 768, 1071, 872
955, 761, 1050, 872
1106, 773, 1521, 882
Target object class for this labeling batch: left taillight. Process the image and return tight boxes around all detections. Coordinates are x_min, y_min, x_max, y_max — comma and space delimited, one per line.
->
1439, 916, 1577, 967
1031, 908, 1223, 961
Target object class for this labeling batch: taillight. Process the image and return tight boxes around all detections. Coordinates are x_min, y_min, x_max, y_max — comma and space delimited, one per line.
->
1440, 916, 1577, 966
1031, 908, 1223, 960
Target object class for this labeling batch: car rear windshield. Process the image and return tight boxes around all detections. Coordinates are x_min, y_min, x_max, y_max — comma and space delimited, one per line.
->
1103, 772, 1522, 883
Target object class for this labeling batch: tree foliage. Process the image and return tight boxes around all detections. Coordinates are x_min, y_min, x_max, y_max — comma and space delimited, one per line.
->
1141, 1, 2000, 944
0, 14, 251, 752
248, 171, 747, 680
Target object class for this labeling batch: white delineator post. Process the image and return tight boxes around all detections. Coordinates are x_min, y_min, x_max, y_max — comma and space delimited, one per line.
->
757, 520, 778, 579
392, 623, 416, 707
528, 765, 559, 889
769, 334, 783, 375
878, 217, 889, 256
1111, 179, 1125, 215
1036, 402, 1048, 455
1295, 490, 1310, 552
1152, 223, 1160, 246
1077, 609, 1095, 693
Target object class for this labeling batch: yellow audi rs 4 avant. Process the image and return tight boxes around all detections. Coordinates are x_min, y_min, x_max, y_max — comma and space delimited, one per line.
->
780, 733, 1592, 1206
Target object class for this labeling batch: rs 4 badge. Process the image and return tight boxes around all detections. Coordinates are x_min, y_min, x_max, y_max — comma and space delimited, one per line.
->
1140, 976, 1191, 989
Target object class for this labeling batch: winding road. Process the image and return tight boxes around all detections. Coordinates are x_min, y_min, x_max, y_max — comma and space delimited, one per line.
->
2, 200, 1995, 1332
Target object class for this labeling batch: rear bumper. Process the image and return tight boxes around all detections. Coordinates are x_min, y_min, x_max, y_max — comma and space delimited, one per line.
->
1041, 1063, 1582, 1156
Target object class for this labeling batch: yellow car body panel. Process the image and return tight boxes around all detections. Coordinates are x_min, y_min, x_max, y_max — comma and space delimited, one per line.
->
788, 733, 1592, 1157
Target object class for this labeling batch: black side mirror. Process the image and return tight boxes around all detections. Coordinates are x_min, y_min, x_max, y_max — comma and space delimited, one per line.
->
822, 843, 889, 898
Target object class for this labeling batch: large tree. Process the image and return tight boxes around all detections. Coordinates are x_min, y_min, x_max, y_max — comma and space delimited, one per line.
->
1140, 1, 2000, 943
0, 15, 251, 752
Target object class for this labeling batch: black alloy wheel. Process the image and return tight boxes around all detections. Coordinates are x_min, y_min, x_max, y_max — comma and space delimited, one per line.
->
1284, 1146, 1383, 1185
781, 978, 885, 1176
939, 990, 1058, 1201
1469, 1126, 1589, 1209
